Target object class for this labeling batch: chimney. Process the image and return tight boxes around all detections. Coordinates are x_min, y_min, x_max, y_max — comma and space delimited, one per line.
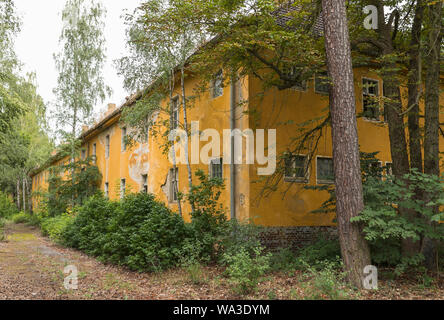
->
108, 103, 116, 112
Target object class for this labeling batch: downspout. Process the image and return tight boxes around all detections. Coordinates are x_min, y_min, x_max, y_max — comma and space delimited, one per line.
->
230, 75, 236, 220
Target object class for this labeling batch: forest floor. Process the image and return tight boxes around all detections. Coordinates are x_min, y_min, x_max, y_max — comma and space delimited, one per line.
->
0, 223, 443, 300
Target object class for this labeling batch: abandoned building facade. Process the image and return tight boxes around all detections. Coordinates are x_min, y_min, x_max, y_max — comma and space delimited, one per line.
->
30, 65, 444, 248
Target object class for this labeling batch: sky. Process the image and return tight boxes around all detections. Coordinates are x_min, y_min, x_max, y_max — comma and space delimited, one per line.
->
14, 0, 142, 128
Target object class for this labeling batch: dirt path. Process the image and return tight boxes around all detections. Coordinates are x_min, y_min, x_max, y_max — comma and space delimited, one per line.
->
0, 223, 233, 300
1, 223, 443, 300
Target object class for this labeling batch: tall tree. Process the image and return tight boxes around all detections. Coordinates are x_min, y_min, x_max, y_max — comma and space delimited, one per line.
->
322, 0, 371, 288
54, 0, 110, 156
422, 0, 442, 270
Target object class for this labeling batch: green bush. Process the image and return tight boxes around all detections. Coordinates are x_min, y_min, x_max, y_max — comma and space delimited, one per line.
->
41, 213, 75, 244
270, 248, 299, 272
186, 170, 229, 262
295, 236, 342, 271
0, 192, 17, 218
63, 193, 189, 272
223, 245, 271, 295
301, 259, 350, 300
11, 212, 30, 224
0, 218, 5, 241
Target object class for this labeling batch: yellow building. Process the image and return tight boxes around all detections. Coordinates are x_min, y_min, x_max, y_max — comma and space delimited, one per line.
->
30, 66, 444, 247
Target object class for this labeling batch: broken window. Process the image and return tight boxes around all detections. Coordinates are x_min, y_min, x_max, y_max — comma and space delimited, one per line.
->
362, 78, 380, 121
212, 70, 223, 98
142, 174, 148, 194
169, 168, 178, 202
210, 158, 223, 179
317, 157, 334, 184
285, 154, 309, 182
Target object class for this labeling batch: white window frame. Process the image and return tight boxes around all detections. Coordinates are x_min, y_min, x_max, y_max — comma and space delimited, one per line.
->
171, 96, 179, 130
362, 77, 381, 122
284, 153, 310, 183
104, 182, 109, 198
316, 156, 335, 185
141, 174, 148, 194
105, 135, 110, 159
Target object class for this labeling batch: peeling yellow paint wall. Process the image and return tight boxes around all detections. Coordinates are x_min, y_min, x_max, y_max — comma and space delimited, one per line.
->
31, 68, 444, 228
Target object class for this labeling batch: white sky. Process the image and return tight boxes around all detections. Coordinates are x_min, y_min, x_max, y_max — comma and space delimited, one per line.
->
14, 0, 142, 130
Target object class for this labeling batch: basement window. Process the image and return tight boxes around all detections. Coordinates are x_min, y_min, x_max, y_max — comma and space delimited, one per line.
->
212, 70, 223, 98
210, 158, 223, 179
362, 78, 380, 121
285, 154, 309, 183
317, 157, 334, 184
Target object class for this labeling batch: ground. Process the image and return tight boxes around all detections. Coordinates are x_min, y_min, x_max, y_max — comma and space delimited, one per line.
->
0, 223, 442, 300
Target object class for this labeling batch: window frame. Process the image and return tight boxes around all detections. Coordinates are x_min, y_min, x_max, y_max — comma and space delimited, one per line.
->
284, 153, 310, 183
104, 182, 109, 198
169, 167, 179, 203
105, 135, 110, 159
120, 179, 126, 199
212, 70, 224, 98
209, 157, 223, 180
141, 174, 148, 194
170, 96, 179, 130
316, 156, 335, 185
362, 77, 381, 122
314, 72, 330, 95
121, 127, 127, 152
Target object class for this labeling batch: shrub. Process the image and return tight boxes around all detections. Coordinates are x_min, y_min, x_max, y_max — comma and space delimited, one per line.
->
62, 195, 117, 256
270, 248, 299, 272
0, 218, 5, 241
223, 245, 271, 295
0, 192, 17, 218
186, 170, 229, 262
301, 259, 350, 300
11, 212, 30, 224
41, 212, 75, 244
295, 236, 342, 271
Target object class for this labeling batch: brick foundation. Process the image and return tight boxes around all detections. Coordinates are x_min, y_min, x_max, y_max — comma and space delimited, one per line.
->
259, 226, 338, 252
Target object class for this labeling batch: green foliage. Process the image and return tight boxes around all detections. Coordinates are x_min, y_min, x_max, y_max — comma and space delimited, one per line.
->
270, 248, 299, 272
186, 170, 229, 261
295, 237, 342, 271
0, 191, 17, 218
0, 218, 5, 241
301, 259, 350, 300
42, 157, 102, 217
352, 170, 444, 271
11, 212, 30, 224
223, 245, 271, 295
63, 193, 189, 272
41, 212, 75, 244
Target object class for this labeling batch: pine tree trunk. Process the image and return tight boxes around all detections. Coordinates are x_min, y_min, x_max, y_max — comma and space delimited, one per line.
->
422, 0, 442, 270
322, 0, 371, 289
407, 0, 424, 173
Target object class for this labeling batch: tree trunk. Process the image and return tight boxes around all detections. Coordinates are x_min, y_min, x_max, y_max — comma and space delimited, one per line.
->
22, 177, 26, 214
322, 0, 371, 289
16, 180, 20, 211
181, 65, 195, 214
407, 0, 424, 173
422, 0, 442, 271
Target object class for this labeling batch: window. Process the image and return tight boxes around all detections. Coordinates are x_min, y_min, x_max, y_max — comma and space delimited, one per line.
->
171, 97, 179, 130
285, 154, 309, 182
212, 70, 223, 98
362, 78, 380, 121
142, 174, 148, 194
210, 158, 223, 179
120, 179, 126, 199
104, 182, 109, 198
317, 157, 334, 184
92, 143, 97, 164
315, 72, 329, 94
81, 149, 86, 161
366, 161, 383, 179
385, 162, 393, 176
169, 168, 178, 203
121, 127, 127, 152
105, 135, 110, 159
